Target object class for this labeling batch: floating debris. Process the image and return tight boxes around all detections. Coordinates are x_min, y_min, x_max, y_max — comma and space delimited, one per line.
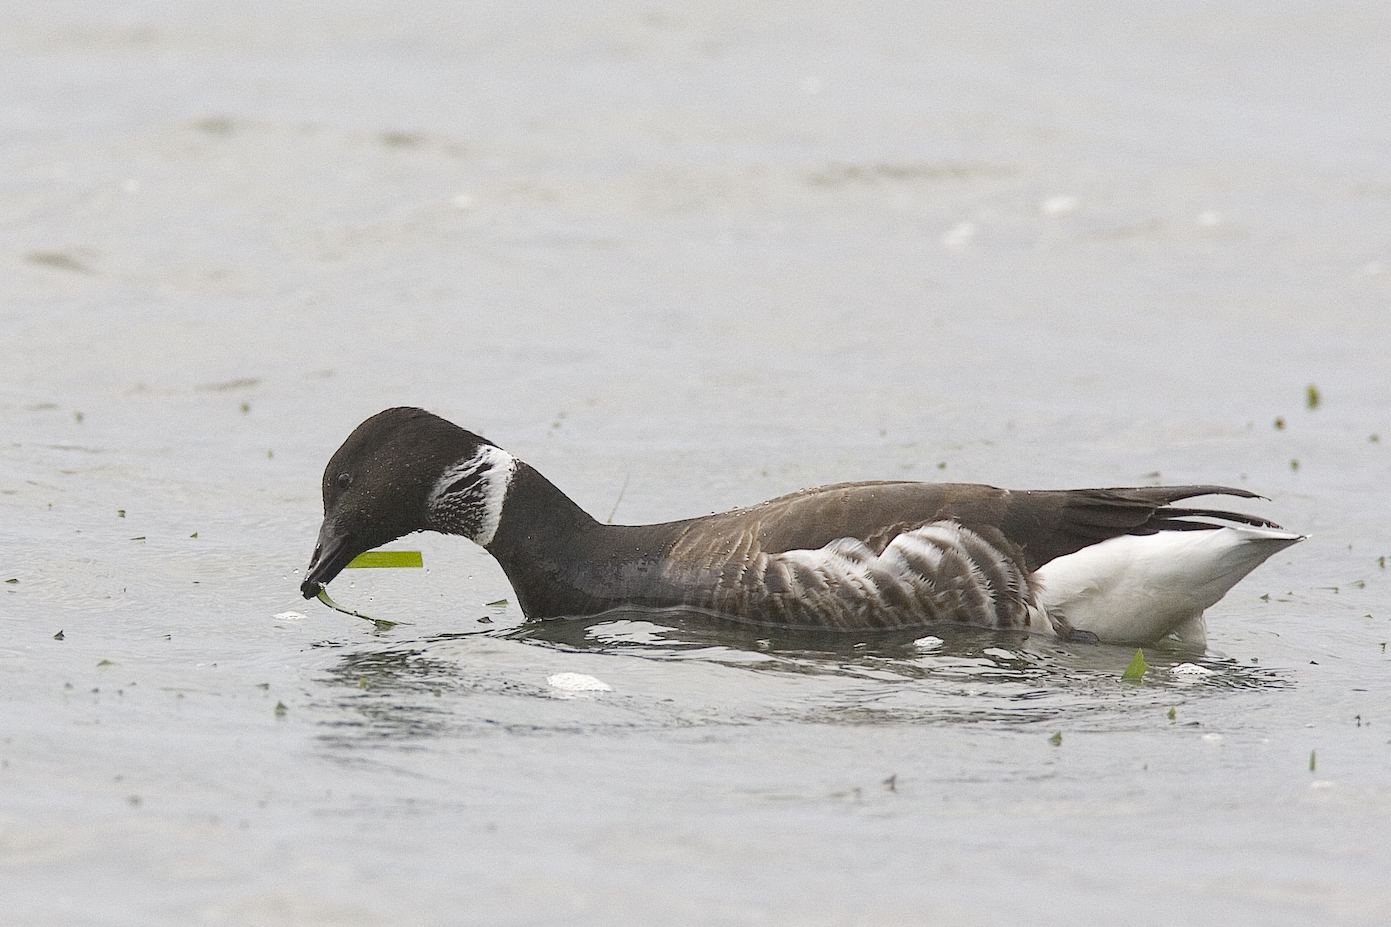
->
1121, 648, 1149, 683
1048, 732, 1062, 746
1274, 417, 1286, 430
54, 630, 64, 640
1306, 384, 1320, 410
1309, 749, 1317, 772
274, 702, 288, 718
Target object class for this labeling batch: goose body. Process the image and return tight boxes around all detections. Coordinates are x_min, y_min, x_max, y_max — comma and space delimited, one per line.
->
301, 407, 1303, 646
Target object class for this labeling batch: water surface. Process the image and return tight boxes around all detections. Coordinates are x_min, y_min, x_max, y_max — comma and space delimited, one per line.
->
3, 2, 1390, 924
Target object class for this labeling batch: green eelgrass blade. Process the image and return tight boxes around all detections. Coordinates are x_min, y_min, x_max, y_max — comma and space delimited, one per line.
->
1121, 648, 1149, 683
314, 587, 404, 628
345, 550, 423, 569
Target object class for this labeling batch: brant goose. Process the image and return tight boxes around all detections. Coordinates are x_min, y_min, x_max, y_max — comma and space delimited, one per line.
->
300, 407, 1302, 645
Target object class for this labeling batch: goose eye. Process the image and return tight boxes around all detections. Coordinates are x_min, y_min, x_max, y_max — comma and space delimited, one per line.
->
336, 472, 352, 491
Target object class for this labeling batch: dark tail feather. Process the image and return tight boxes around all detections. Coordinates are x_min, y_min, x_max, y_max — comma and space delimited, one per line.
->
1014, 485, 1283, 571
1149, 506, 1285, 531
1107, 485, 1265, 505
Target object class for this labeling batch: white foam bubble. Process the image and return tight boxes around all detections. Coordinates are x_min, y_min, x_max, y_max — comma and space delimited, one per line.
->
1172, 663, 1216, 676
546, 672, 612, 693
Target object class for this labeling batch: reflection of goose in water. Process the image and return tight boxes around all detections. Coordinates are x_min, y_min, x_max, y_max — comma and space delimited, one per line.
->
301, 407, 1302, 647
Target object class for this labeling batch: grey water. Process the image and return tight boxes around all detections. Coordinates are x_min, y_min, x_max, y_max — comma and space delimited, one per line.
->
3, 1, 1390, 924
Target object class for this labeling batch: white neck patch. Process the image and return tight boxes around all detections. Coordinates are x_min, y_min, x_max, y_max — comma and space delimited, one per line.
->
426, 445, 517, 547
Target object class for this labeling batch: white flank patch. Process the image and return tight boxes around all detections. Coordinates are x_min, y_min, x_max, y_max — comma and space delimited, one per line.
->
429, 445, 516, 547
771, 521, 1023, 627
546, 672, 612, 696
273, 611, 307, 621
1034, 526, 1304, 644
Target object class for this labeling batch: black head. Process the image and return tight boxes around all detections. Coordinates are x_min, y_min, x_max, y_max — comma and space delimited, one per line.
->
300, 407, 495, 597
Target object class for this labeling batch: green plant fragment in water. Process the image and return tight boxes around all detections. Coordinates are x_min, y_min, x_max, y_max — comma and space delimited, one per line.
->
1121, 648, 1148, 683
485, 598, 508, 607
1048, 732, 1062, 746
346, 550, 423, 569
274, 701, 287, 717
1306, 384, 1320, 409
97, 659, 113, 667
1309, 749, 1317, 772
313, 587, 403, 628
1167, 706, 1176, 721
